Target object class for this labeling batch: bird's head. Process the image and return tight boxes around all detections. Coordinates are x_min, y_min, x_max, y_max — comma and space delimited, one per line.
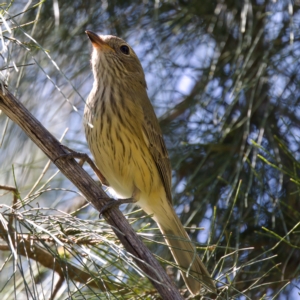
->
86, 30, 146, 88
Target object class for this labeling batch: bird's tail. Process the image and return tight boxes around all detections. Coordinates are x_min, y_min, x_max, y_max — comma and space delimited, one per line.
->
154, 203, 216, 295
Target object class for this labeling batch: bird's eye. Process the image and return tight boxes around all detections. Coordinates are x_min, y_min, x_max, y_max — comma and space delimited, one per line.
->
120, 45, 130, 55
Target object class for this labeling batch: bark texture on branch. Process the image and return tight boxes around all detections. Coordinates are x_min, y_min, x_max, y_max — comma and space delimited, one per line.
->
0, 86, 183, 300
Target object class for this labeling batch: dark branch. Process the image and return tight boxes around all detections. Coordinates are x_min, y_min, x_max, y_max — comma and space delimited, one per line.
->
0, 86, 183, 300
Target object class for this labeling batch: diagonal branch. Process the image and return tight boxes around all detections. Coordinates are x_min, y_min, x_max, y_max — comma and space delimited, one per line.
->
0, 86, 183, 300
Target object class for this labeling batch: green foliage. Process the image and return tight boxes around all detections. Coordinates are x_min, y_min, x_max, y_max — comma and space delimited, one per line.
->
0, 0, 299, 299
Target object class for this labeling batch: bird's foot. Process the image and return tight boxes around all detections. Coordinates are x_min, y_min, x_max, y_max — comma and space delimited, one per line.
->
55, 145, 109, 186
99, 197, 135, 216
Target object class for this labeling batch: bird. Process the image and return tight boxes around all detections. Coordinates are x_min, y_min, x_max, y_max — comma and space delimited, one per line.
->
84, 30, 216, 295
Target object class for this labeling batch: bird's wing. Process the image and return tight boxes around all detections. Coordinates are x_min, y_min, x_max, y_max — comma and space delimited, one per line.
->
140, 93, 173, 204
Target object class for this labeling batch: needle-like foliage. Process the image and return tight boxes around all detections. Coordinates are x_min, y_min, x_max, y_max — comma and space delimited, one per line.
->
0, 1, 299, 299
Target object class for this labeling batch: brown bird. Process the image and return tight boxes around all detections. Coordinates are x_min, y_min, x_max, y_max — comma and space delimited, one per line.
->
84, 30, 216, 295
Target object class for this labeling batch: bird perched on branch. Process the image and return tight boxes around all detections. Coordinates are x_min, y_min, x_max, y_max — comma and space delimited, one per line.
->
84, 30, 216, 295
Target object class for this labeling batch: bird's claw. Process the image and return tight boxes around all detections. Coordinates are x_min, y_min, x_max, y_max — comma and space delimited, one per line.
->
99, 197, 135, 216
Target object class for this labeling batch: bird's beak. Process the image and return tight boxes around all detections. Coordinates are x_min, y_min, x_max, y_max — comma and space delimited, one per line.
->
85, 30, 113, 51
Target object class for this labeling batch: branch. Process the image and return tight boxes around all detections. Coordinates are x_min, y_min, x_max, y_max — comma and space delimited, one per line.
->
0, 185, 128, 296
0, 86, 183, 300
0, 222, 121, 292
